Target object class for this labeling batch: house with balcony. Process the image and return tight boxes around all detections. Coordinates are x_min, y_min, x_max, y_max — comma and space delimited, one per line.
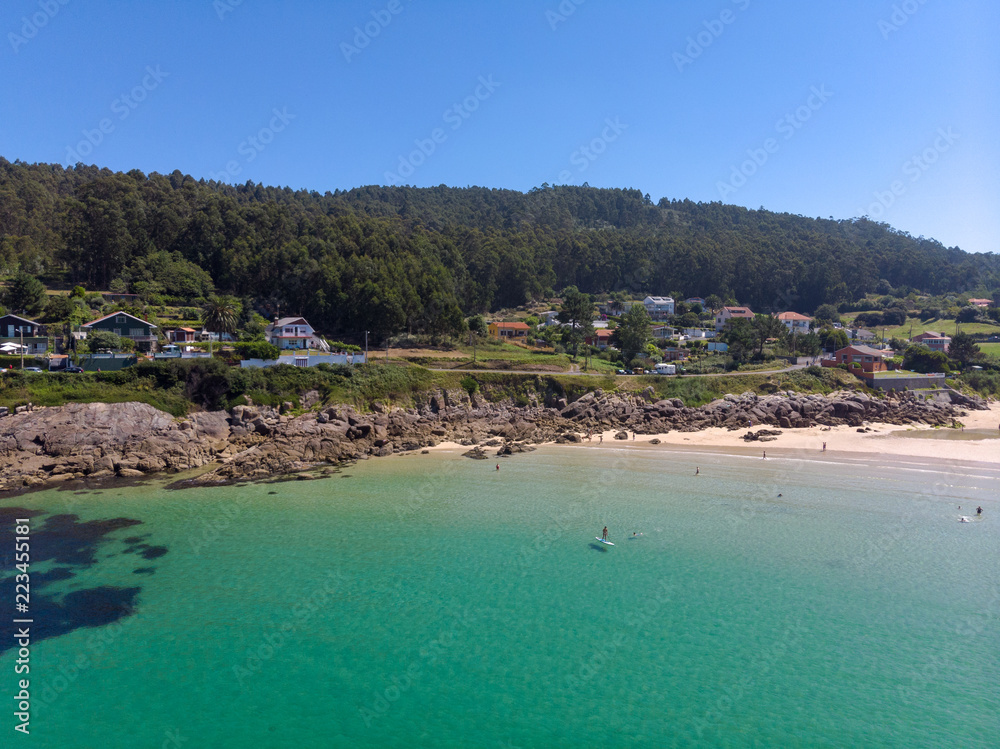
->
82, 312, 158, 351
967, 298, 992, 308
0, 314, 47, 355
715, 306, 755, 332
642, 296, 675, 320
910, 331, 951, 353
265, 317, 328, 350
776, 311, 812, 335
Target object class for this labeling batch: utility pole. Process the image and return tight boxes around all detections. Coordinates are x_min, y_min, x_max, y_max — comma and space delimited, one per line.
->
365, 330, 369, 364
20, 326, 24, 370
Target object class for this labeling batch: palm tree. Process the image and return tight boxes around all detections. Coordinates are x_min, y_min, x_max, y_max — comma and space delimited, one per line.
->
201, 296, 239, 352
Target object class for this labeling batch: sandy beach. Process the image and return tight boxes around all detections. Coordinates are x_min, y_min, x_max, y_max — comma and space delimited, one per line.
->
428, 402, 1000, 467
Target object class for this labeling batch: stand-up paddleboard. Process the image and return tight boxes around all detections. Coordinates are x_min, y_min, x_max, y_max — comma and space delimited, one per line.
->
595, 537, 615, 546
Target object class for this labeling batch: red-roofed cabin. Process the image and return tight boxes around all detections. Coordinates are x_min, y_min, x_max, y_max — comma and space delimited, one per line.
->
825, 345, 888, 372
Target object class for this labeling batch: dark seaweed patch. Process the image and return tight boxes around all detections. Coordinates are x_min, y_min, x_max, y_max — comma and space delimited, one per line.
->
132, 567, 156, 575
139, 546, 168, 560
34, 567, 75, 584
0, 586, 140, 653
33, 514, 143, 566
0, 507, 44, 525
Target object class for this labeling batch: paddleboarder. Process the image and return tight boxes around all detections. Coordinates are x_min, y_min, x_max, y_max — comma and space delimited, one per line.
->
602, 526, 608, 541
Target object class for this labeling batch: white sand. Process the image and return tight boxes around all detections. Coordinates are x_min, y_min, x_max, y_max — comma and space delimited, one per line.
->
424, 403, 1000, 467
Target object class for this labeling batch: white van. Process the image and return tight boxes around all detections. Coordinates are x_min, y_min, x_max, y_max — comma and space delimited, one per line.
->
654, 363, 676, 375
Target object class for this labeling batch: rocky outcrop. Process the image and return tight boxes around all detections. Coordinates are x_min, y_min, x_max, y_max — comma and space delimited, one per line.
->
0, 386, 987, 492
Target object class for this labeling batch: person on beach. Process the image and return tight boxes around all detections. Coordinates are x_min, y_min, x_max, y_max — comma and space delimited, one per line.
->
599, 434, 603, 443
602, 526, 608, 541
762, 451, 767, 459
822, 442, 826, 452
496, 464, 499, 471
977, 506, 983, 516
695, 467, 699, 476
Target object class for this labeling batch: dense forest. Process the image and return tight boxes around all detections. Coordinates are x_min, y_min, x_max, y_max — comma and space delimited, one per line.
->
1, 157, 997, 340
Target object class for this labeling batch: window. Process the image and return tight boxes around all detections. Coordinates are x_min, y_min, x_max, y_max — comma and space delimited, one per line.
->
113, 328, 122, 336
130, 328, 144, 337
116, 315, 126, 323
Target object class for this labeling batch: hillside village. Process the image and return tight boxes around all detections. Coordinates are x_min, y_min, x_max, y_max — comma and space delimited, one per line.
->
2, 280, 998, 400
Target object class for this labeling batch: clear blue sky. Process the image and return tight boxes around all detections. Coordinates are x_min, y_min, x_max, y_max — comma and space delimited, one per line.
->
3, 0, 997, 253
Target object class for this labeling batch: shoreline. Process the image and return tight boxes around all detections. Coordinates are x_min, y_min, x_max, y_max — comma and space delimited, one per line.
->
1, 392, 996, 495
425, 402, 1000, 469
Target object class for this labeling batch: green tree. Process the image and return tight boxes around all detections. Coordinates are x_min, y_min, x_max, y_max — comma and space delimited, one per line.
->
947, 331, 981, 366
612, 303, 652, 365
467, 314, 487, 337
42, 294, 76, 323
678, 312, 701, 328
86, 330, 123, 352
557, 286, 594, 358
903, 345, 951, 373
818, 328, 849, 351
234, 340, 281, 360
3, 269, 46, 315
813, 304, 841, 324
201, 295, 240, 338
720, 318, 756, 364
956, 306, 980, 323
750, 314, 785, 356
794, 332, 822, 356
704, 294, 723, 311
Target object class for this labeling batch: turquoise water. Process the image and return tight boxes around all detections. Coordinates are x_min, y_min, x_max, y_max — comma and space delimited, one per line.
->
2, 445, 998, 748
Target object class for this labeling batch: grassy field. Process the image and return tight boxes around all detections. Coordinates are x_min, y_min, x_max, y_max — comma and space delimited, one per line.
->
978, 342, 1000, 359
392, 339, 620, 374
840, 312, 1000, 339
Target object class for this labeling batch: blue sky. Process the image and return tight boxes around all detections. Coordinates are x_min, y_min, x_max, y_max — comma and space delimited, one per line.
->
3, 0, 998, 254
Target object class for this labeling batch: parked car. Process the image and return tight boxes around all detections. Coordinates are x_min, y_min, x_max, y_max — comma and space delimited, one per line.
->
616, 369, 626, 375
21, 367, 43, 373
64, 365, 84, 373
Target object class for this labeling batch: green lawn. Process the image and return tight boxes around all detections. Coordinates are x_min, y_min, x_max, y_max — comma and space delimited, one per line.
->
840, 312, 1000, 340
978, 342, 1000, 359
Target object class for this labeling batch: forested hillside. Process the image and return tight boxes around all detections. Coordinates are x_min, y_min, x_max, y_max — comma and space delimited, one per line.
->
1, 158, 997, 340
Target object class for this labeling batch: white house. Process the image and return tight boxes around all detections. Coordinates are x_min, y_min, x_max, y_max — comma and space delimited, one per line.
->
776, 312, 812, 335
715, 306, 755, 332
643, 296, 675, 320
265, 316, 329, 351
537, 310, 560, 328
